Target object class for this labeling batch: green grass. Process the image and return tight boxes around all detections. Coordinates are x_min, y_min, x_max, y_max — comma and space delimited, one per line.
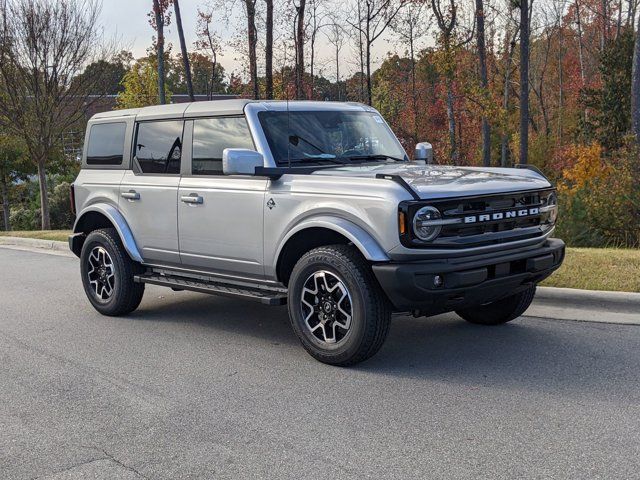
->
542, 247, 640, 293
1, 230, 638, 292
0, 230, 71, 242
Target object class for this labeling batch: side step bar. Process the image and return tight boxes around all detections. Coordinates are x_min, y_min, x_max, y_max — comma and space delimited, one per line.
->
134, 273, 288, 306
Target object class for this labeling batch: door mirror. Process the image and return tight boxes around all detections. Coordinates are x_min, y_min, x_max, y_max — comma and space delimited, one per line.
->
222, 148, 264, 175
414, 142, 433, 164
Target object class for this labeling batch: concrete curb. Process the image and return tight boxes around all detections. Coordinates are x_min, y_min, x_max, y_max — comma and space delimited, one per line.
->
0, 236, 71, 253
1, 235, 638, 325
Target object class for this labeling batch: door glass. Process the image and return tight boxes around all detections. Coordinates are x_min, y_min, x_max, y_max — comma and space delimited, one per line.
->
192, 117, 254, 175
135, 121, 184, 174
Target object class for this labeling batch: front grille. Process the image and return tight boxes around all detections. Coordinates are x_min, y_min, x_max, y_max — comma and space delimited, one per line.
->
400, 188, 556, 249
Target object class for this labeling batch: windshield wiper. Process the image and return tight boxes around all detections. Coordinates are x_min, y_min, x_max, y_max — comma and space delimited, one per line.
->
284, 157, 345, 165
342, 154, 405, 163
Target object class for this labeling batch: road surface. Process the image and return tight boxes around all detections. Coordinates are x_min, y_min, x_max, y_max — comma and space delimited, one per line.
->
1, 247, 639, 479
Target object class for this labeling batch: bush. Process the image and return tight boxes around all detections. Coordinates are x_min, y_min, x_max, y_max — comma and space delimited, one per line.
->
556, 141, 640, 247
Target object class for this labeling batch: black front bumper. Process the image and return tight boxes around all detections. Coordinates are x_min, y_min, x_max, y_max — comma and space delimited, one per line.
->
372, 238, 565, 313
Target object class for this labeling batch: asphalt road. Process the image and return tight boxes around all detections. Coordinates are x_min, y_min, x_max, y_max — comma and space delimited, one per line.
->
1, 247, 639, 479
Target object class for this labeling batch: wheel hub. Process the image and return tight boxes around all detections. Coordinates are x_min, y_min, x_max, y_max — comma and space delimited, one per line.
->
87, 246, 115, 301
300, 270, 352, 345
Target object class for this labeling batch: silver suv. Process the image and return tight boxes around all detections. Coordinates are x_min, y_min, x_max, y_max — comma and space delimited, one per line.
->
70, 100, 564, 366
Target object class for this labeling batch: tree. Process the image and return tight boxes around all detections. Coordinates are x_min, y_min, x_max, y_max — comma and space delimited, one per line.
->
195, 8, 224, 99
0, 0, 112, 229
475, 0, 491, 166
519, 0, 531, 164
348, 0, 405, 105
294, 0, 307, 99
632, 9, 640, 143
117, 58, 173, 109
173, 0, 195, 101
324, 20, 347, 100
391, 2, 428, 144
0, 134, 30, 231
188, 52, 227, 96
265, 0, 274, 99
73, 54, 130, 95
431, 0, 459, 162
150, 0, 171, 104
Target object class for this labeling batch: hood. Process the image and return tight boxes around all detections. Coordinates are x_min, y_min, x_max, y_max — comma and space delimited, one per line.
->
312, 163, 552, 199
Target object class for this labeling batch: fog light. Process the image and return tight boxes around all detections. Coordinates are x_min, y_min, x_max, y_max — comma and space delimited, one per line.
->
433, 275, 444, 288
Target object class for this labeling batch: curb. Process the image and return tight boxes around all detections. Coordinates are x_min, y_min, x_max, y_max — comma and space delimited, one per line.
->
529, 287, 640, 325
0, 236, 70, 253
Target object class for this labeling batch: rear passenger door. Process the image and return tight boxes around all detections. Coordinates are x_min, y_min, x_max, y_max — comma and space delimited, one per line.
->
119, 120, 183, 265
178, 116, 267, 278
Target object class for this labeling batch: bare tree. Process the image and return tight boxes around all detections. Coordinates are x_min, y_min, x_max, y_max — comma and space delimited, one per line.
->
195, 8, 223, 99
324, 20, 347, 99
174, 0, 194, 101
519, 0, 531, 164
431, 0, 459, 162
633, 9, 640, 143
245, 0, 259, 99
475, 0, 491, 166
265, 0, 274, 98
294, 0, 307, 99
151, 0, 170, 104
391, 2, 428, 144
348, 0, 405, 105
0, 0, 113, 229
500, 9, 519, 167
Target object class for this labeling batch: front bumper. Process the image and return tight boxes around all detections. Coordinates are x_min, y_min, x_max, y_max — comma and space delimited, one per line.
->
372, 238, 565, 313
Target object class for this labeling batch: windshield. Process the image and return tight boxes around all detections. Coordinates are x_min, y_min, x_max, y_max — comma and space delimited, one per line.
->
258, 110, 407, 166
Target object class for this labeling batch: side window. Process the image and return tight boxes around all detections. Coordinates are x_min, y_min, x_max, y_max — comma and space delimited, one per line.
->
192, 117, 254, 175
134, 120, 184, 174
86, 122, 126, 165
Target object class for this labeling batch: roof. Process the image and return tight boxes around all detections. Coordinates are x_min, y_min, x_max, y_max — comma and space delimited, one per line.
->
90, 99, 373, 122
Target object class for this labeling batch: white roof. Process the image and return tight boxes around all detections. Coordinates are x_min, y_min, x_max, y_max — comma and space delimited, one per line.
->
90, 99, 372, 122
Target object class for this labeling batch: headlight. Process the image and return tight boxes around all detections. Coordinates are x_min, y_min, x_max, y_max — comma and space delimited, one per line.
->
413, 206, 442, 242
541, 192, 558, 225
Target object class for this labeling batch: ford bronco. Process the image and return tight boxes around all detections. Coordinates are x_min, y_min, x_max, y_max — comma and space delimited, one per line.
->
69, 100, 564, 366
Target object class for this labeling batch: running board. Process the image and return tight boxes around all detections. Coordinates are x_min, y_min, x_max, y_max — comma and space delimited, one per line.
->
134, 273, 287, 306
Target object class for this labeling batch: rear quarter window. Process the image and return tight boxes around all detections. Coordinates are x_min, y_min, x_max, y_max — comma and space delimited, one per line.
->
86, 122, 126, 165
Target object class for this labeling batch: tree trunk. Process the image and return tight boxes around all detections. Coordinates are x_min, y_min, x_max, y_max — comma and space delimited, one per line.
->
174, 0, 194, 101
1, 176, 10, 231
476, 0, 491, 166
265, 0, 274, 99
365, 41, 372, 105
246, 0, 259, 99
153, 0, 166, 105
36, 157, 50, 230
519, 0, 530, 164
633, 12, 640, 144
295, 0, 306, 99
445, 76, 457, 163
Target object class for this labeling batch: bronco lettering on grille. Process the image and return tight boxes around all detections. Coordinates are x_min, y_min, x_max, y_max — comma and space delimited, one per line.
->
463, 207, 540, 224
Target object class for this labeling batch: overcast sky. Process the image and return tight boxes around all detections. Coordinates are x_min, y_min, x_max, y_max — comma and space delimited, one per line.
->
99, 0, 424, 80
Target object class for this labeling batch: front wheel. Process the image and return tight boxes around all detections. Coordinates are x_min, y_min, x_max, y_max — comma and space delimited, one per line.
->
287, 245, 391, 366
456, 285, 536, 325
80, 228, 145, 316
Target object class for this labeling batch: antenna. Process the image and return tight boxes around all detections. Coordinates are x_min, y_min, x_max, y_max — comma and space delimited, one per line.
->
287, 95, 291, 169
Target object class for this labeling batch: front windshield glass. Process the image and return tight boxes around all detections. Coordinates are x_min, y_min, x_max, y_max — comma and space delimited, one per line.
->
258, 110, 407, 166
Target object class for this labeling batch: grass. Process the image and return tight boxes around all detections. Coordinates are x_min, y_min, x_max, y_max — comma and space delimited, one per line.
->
542, 247, 640, 293
1, 230, 638, 292
0, 230, 71, 242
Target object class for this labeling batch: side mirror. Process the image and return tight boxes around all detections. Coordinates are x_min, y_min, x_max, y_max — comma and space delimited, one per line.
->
222, 148, 264, 175
414, 142, 433, 164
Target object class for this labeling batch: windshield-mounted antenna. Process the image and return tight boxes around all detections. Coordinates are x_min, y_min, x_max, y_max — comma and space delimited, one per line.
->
286, 96, 291, 169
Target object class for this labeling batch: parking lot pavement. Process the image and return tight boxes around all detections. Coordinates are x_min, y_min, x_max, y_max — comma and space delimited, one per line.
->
1, 246, 639, 479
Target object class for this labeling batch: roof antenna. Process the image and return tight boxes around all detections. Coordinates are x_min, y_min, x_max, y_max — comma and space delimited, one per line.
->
286, 91, 291, 169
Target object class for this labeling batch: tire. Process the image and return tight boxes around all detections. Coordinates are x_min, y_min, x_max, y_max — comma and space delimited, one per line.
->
287, 244, 391, 366
80, 228, 145, 316
456, 285, 536, 325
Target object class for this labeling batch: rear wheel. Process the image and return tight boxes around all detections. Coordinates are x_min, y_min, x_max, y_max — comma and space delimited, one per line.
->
287, 245, 391, 366
80, 228, 145, 316
456, 286, 536, 325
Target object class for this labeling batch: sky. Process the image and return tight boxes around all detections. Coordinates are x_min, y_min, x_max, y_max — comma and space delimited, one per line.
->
99, 0, 424, 80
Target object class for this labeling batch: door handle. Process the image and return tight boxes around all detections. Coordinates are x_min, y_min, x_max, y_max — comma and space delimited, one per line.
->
181, 194, 203, 205
121, 190, 140, 201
